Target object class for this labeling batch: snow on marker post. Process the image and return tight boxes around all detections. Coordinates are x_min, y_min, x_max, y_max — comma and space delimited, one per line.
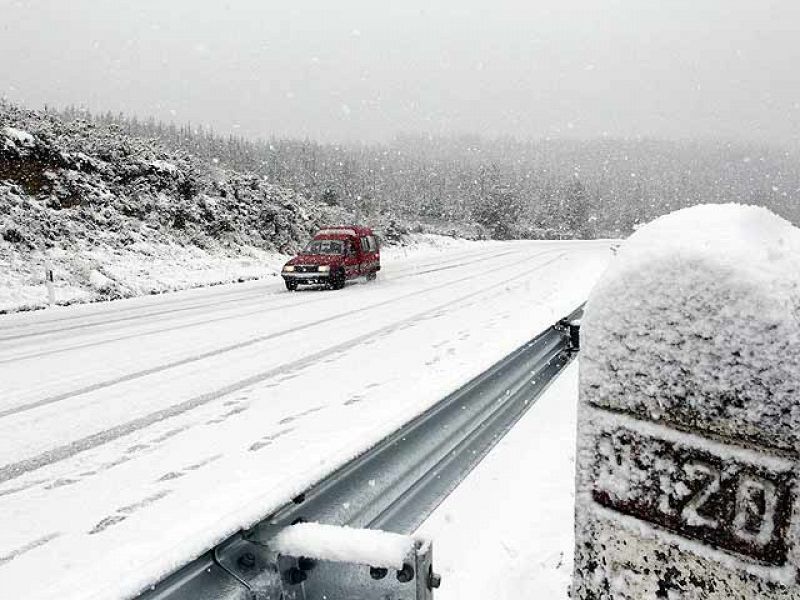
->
573, 204, 800, 598
44, 261, 55, 307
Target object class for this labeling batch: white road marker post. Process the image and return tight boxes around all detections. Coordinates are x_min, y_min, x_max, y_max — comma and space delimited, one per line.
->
573, 205, 800, 599
45, 260, 55, 307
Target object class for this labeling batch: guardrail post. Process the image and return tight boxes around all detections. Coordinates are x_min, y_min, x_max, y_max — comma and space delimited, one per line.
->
556, 317, 581, 352
212, 524, 438, 600
572, 205, 800, 598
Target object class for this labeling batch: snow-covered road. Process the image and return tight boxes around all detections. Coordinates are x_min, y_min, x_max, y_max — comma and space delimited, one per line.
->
0, 240, 610, 600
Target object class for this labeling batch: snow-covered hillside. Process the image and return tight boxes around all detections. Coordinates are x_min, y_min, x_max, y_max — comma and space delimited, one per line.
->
0, 103, 358, 311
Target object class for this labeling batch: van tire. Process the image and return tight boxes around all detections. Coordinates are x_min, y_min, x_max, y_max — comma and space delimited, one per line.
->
366, 271, 377, 282
285, 280, 298, 291
330, 270, 346, 290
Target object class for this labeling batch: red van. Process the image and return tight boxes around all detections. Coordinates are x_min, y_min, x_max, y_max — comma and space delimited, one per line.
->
281, 226, 381, 291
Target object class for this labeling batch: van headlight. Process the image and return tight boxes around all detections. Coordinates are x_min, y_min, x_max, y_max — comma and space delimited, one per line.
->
318, 265, 330, 272
283, 265, 295, 272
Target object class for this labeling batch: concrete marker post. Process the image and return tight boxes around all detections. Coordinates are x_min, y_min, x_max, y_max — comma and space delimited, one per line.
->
572, 205, 800, 599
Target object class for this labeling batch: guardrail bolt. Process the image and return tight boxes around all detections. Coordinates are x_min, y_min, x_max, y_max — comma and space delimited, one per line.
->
396, 563, 415, 583
237, 552, 256, 570
428, 567, 442, 590
298, 556, 316, 572
369, 566, 388, 580
284, 566, 308, 585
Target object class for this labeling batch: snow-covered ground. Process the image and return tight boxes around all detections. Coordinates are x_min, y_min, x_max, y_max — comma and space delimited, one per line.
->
0, 240, 610, 600
419, 362, 579, 599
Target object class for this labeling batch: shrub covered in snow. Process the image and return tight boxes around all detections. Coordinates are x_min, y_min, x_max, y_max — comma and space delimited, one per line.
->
0, 103, 352, 255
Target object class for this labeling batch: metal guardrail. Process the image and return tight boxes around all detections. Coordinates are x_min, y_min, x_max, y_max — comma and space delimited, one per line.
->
137, 306, 583, 600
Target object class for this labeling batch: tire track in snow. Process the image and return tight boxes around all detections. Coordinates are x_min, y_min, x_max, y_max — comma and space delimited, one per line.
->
0, 248, 524, 363
0, 252, 567, 484
0, 246, 507, 339
0, 287, 280, 342
0, 247, 516, 343
0, 249, 553, 420
0, 533, 61, 566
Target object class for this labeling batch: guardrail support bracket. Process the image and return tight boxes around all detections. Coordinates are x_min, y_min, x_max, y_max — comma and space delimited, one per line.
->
218, 524, 439, 600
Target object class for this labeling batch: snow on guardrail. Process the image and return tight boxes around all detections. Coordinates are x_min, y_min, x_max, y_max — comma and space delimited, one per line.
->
271, 522, 417, 570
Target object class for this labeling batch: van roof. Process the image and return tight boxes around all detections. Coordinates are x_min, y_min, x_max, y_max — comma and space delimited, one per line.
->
315, 225, 374, 238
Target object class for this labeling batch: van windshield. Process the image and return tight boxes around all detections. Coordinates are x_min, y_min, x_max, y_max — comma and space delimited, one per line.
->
303, 239, 345, 255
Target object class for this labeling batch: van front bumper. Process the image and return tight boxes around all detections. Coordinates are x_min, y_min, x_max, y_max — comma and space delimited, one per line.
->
282, 272, 331, 284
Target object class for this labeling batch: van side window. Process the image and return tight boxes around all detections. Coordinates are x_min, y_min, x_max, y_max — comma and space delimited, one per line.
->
361, 237, 370, 253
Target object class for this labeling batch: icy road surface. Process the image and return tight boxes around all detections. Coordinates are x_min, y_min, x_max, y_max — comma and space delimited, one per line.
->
0, 240, 610, 600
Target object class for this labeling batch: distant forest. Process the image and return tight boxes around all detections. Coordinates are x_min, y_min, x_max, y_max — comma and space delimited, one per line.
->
54, 106, 800, 240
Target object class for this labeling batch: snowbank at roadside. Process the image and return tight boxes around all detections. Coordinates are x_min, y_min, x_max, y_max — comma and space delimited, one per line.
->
0, 242, 286, 313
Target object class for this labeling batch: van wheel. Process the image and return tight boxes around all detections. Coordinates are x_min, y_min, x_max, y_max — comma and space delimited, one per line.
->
366, 271, 377, 282
285, 281, 298, 291
330, 270, 346, 290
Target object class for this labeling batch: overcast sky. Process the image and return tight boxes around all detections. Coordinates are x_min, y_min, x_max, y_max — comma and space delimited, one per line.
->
1, 0, 799, 145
